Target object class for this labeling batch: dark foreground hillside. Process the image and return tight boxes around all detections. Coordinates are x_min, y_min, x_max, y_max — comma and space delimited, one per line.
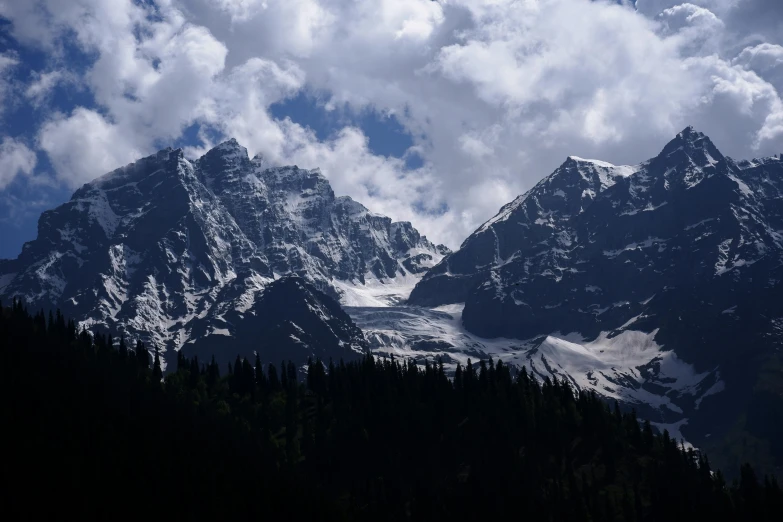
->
1, 300, 781, 521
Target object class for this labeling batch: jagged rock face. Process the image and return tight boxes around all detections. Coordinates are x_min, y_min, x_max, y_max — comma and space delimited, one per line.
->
0, 148, 261, 352
410, 127, 782, 349
0, 140, 447, 362
407, 127, 782, 457
183, 276, 367, 369
195, 140, 446, 288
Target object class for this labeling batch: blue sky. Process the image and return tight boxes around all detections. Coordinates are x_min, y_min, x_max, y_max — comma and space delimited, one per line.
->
1, 0, 781, 259
0, 68, 417, 258
0, 22, 418, 258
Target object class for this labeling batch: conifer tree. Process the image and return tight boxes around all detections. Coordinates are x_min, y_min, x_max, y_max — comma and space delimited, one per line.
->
207, 355, 220, 388
268, 363, 280, 392
280, 360, 289, 390
118, 335, 128, 360
242, 358, 255, 398
287, 361, 297, 389
177, 350, 186, 372
153, 347, 163, 381
135, 340, 149, 369
255, 353, 264, 385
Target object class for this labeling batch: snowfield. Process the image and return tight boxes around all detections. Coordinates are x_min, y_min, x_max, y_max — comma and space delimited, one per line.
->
348, 301, 724, 432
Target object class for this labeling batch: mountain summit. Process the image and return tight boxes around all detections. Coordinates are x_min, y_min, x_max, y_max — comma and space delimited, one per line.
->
0, 140, 447, 366
409, 127, 780, 317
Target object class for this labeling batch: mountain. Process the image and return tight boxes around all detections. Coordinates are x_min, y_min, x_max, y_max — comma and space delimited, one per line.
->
0, 140, 446, 367
183, 276, 367, 368
407, 127, 783, 473
2, 127, 781, 475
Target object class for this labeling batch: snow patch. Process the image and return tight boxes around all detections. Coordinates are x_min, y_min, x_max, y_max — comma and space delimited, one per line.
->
603, 237, 665, 258
569, 157, 638, 177
0, 272, 16, 294
334, 270, 427, 307
349, 304, 724, 424
520, 330, 720, 416
651, 419, 694, 449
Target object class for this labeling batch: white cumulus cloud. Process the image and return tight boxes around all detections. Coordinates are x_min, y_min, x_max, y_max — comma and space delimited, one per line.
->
0, 0, 781, 248
37, 108, 142, 187
0, 138, 38, 190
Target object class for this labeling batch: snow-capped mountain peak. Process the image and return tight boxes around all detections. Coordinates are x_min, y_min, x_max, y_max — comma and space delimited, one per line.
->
659, 126, 723, 161
405, 127, 782, 451
0, 140, 448, 363
649, 126, 726, 189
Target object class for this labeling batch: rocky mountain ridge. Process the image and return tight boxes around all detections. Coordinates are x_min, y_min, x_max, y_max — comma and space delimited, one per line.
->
402, 127, 782, 467
0, 140, 447, 367
1, 127, 781, 474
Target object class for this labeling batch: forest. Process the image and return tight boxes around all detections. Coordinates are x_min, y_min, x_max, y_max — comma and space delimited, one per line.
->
2, 298, 781, 521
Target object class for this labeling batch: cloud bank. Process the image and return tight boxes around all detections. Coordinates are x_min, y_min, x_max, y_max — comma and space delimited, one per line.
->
0, 0, 781, 248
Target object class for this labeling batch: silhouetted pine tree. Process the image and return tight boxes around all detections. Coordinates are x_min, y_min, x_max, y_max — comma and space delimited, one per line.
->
135, 340, 149, 369
153, 346, 162, 381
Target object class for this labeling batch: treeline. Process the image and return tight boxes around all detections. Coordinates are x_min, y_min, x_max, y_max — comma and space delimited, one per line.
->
0, 300, 337, 520
1, 299, 781, 521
